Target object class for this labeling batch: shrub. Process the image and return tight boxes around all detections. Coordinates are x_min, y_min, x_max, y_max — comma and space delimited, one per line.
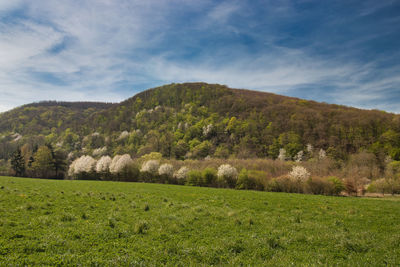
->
386, 161, 400, 179
158, 163, 174, 183
344, 177, 370, 196
202, 168, 217, 187
368, 178, 400, 195
236, 169, 254, 190
306, 177, 334, 195
289, 166, 310, 183
267, 175, 295, 193
246, 170, 266, 191
173, 166, 189, 185
328, 176, 345, 195
367, 178, 389, 195
186, 170, 203, 186
217, 164, 238, 188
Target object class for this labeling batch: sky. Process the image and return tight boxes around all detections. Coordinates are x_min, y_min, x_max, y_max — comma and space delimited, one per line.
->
0, 0, 399, 113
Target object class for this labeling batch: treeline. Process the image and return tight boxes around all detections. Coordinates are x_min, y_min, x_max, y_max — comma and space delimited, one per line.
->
9, 144, 67, 179
24, 101, 115, 109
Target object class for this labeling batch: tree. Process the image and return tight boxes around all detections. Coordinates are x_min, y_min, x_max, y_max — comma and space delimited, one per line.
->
52, 150, 67, 179
10, 148, 25, 177
32, 146, 54, 178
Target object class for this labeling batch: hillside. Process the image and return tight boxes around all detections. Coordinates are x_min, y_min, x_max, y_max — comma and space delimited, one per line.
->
1, 83, 400, 164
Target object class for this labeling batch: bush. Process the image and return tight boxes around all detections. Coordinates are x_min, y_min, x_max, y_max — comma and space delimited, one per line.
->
173, 166, 189, 185
386, 161, 400, 179
236, 169, 252, 190
266, 176, 295, 193
288, 166, 310, 183
368, 178, 400, 195
202, 168, 217, 186
328, 176, 345, 195
306, 177, 337, 195
367, 178, 389, 195
217, 164, 238, 188
186, 170, 203, 186
158, 163, 174, 183
236, 169, 265, 190
344, 177, 370, 196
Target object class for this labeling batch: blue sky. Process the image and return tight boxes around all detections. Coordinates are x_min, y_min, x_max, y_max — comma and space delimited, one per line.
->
0, 0, 399, 113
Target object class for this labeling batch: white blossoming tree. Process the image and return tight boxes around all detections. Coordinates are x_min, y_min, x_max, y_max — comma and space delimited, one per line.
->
158, 163, 174, 183
109, 154, 137, 181
140, 160, 160, 182
68, 155, 97, 179
319, 149, 326, 160
117, 131, 130, 141
141, 160, 159, 174
158, 163, 174, 177
289, 166, 310, 183
96, 156, 112, 179
217, 164, 238, 188
294, 150, 304, 162
109, 155, 122, 174
288, 165, 311, 193
278, 148, 287, 161
174, 166, 189, 184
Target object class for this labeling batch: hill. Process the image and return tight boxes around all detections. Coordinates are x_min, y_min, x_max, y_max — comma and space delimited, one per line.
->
1, 82, 400, 164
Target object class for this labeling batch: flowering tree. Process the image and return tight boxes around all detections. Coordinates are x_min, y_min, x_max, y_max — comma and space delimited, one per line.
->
278, 148, 287, 161
294, 150, 304, 162
289, 166, 310, 183
118, 131, 130, 140
140, 160, 159, 174
319, 149, 326, 160
109, 155, 122, 174
217, 164, 238, 187
68, 155, 97, 179
158, 163, 174, 177
110, 154, 133, 174
174, 166, 189, 183
96, 156, 112, 173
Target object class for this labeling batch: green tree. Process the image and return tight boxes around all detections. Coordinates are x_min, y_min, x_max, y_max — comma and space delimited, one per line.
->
32, 146, 54, 178
10, 148, 25, 177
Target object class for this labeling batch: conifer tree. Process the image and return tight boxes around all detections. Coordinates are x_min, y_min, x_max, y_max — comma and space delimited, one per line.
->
10, 148, 25, 177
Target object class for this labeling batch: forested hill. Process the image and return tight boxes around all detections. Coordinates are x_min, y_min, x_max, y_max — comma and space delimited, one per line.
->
1, 82, 400, 163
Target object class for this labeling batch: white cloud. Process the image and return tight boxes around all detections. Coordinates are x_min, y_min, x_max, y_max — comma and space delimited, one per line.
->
0, 0, 399, 114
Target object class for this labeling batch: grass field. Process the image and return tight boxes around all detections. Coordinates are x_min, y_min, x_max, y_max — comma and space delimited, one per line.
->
0, 176, 399, 266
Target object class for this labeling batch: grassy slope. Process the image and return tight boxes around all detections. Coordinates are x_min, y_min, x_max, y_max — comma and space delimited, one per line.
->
0, 176, 399, 266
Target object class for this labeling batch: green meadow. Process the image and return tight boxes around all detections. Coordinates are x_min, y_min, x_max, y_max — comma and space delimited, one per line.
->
0, 176, 399, 266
